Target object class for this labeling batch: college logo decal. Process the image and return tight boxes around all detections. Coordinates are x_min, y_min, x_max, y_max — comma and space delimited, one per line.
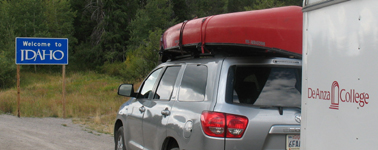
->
308, 81, 370, 110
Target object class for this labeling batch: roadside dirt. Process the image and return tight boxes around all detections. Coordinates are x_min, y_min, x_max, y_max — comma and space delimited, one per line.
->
0, 114, 113, 150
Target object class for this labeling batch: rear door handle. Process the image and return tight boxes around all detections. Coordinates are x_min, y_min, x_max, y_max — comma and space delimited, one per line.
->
139, 106, 146, 113
161, 108, 170, 116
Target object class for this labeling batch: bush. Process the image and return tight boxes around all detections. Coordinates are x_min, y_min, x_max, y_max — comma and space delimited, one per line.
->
70, 43, 103, 71
101, 61, 127, 77
0, 51, 16, 89
120, 29, 163, 82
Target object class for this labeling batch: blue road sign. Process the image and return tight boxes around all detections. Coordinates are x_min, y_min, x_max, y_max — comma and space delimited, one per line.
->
15, 37, 68, 65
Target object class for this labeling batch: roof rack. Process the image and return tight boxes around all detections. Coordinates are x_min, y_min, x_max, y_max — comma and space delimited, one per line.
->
159, 44, 301, 63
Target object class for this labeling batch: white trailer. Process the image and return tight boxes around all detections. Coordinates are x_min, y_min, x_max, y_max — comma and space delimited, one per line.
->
301, 0, 378, 149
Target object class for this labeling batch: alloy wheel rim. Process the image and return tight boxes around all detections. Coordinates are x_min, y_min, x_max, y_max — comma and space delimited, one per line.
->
117, 135, 123, 150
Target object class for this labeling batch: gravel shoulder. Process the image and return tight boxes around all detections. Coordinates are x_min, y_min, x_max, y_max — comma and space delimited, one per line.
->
0, 114, 113, 150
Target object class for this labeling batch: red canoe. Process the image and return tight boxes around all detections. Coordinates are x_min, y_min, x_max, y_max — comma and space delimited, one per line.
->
160, 6, 302, 60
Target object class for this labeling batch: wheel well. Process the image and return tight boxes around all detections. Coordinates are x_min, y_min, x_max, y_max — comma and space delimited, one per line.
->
162, 137, 179, 150
114, 119, 123, 142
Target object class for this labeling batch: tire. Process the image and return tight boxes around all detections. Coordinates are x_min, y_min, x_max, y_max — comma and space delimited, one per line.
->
115, 126, 126, 150
167, 141, 179, 150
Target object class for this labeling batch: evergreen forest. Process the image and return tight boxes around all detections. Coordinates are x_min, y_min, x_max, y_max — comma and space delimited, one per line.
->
0, 0, 302, 88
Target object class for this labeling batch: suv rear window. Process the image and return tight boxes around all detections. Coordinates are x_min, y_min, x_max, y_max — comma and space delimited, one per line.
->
226, 66, 301, 108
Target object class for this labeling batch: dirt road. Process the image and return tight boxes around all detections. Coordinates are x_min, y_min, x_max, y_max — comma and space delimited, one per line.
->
0, 114, 113, 150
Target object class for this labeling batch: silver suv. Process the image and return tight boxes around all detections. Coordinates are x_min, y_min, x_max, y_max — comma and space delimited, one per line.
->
114, 55, 301, 150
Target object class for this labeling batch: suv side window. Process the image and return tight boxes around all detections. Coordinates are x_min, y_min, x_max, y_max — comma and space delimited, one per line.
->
138, 68, 162, 99
178, 65, 207, 101
154, 66, 181, 100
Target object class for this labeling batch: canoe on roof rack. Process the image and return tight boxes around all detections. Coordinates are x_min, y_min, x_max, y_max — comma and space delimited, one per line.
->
159, 6, 303, 62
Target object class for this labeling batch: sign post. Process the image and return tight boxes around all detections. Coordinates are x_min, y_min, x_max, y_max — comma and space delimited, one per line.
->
15, 37, 68, 118
17, 65, 20, 117
62, 65, 66, 118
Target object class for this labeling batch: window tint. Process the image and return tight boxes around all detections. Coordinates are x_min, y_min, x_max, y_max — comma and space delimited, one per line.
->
226, 66, 301, 107
138, 68, 162, 99
155, 66, 181, 100
178, 65, 207, 101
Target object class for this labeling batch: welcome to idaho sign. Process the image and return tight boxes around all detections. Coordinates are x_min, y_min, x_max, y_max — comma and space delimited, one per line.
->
15, 37, 68, 65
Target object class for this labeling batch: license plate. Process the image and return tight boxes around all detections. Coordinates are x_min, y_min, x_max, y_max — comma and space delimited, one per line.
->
286, 135, 300, 150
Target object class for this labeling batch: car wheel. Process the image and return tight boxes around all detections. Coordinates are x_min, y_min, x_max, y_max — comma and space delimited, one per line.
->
168, 142, 179, 150
115, 126, 126, 150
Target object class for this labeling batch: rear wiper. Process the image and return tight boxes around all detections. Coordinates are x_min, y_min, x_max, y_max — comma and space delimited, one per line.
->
259, 106, 283, 115
277, 106, 283, 115
277, 106, 301, 115
260, 106, 300, 115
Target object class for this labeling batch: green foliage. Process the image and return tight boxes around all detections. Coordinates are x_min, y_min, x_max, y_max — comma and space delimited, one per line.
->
121, 0, 176, 81
44, 0, 77, 39
0, 19, 15, 89
44, 0, 78, 72
127, 0, 176, 49
227, 0, 253, 13
0, 0, 303, 89
0, 51, 16, 89
6, 0, 47, 37
69, 42, 104, 70
81, 0, 138, 66
100, 0, 135, 62
100, 61, 127, 77
194, 0, 228, 17
285, 0, 303, 6
0, 0, 77, 84
3, 0, 76, 38
172, 0, 190, 21
245, 0, 286, 10
71, 0, 96, 44
0, 1, 16, 89
122, 29, 163, 82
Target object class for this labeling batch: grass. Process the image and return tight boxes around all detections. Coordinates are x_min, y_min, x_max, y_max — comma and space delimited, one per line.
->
0, 71, 135, 135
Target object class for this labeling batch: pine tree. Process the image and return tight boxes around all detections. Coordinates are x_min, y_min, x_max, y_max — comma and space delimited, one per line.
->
0, 0, 16, 88
100, 0, 138, 62
127, 0, 176, 50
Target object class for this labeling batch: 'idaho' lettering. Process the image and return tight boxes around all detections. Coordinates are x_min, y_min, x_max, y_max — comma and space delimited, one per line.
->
20, 49, 64, 61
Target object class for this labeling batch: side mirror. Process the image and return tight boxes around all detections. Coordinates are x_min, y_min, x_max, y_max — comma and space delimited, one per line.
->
118, 84, 136, 97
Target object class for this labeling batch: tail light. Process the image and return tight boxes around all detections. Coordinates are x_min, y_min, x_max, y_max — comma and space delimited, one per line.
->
201, 111, 248, 138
